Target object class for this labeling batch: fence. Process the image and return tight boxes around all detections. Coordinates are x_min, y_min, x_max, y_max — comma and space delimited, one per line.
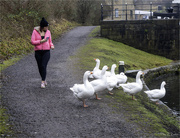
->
101, 2, 180, 21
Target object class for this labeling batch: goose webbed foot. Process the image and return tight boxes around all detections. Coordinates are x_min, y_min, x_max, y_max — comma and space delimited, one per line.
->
95, 93, 102, 100
83, 100, 88, 108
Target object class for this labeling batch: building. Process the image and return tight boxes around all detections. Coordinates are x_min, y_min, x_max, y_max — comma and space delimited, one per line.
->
104, 0, 135, 20
103, 0, 177, 20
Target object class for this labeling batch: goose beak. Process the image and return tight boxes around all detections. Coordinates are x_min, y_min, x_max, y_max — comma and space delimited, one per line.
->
90, 72, 93, 74
142, 72, 144, 78
94, 58, 96, 61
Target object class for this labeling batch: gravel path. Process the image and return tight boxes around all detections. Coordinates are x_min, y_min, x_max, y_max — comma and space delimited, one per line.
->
1, 26, 144, 137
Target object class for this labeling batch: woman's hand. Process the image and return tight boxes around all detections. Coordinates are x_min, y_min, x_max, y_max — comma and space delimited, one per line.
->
40, 39, 48, 43
51, 45, 55, 50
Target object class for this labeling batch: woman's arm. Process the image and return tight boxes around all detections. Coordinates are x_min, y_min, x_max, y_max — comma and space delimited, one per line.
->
31, 30, 41, 45
49, 31, 54, 49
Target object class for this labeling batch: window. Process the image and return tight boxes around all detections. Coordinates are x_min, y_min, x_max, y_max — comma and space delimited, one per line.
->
115, 8, 119, 18
158, 5, 162, 11
130, 10, 133, 19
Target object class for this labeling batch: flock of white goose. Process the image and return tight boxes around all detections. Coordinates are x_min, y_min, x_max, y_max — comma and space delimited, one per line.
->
70, 59, 166, 107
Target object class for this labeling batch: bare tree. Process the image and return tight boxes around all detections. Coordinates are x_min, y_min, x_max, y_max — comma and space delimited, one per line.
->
76, 0, 94, 24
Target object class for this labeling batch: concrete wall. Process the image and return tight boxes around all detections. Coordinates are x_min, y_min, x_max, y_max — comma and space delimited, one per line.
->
100, 19, 179, 60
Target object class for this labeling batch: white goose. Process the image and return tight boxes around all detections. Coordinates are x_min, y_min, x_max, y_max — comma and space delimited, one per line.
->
119, 71, 144, 100
91, 58, 112, 78
144, 81, 166, 104
70, 71, 94, 107
90, 65, 108, 100
116, 72, 127, 87
90, 58, 101, 79
106, 64, 118, 95
105, 69, 112, 77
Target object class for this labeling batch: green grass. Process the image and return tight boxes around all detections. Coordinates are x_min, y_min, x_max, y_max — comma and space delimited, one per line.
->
0, 107, 13, 137
106, 77, 179, 136
88, 26, 100, 37
112, 88, 180, 137
50, 19, 79, 40
0, 57, 21, 72
72, 29, 172, 72
70, 27, 179, 136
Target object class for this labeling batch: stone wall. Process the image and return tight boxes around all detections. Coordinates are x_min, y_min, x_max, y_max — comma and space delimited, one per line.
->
143, 62, 180, 85
100, 19, 179, 60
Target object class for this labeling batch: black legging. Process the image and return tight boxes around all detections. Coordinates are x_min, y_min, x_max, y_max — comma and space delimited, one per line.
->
35, 50, 50, 81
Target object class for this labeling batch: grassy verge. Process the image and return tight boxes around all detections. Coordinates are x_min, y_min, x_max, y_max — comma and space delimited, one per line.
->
0, 57, 21, 73
50, 19, 79, 40
73, 33, 172, 73
108, 87, 180, 137
0, 107, 13, 137
70, 27, 179, 137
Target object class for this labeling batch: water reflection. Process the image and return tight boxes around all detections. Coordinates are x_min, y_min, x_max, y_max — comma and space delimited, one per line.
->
146, 73, 180, 116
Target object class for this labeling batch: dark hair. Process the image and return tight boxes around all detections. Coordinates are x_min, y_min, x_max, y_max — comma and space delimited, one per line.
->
40, 26, 44, 32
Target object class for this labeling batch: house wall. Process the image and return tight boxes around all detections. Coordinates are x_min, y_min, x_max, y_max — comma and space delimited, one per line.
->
105, 0, 135, 20
100, 19, 179, 60
114, 0, 135, 20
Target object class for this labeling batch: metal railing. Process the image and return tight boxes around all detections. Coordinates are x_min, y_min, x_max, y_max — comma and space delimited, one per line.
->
101, 2, 180, 21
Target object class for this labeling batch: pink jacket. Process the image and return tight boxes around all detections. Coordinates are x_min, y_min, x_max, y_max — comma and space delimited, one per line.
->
31, 26, 54, 51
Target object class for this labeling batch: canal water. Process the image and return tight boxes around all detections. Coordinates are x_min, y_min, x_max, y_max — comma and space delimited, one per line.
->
146, 72, 180, 116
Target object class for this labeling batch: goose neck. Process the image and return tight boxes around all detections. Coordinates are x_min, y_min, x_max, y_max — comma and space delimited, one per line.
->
95, 61, 100, 69
111, 67, 115, 75
101, 69, 107, 80
160, 83, 165, 90
136, 74, 142, 85
101, 69, 106, 76
83, 75, 89, 86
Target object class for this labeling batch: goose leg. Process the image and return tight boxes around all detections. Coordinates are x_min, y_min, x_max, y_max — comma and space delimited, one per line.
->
156, 101, 159, 104
108, 91, 114, 95
95, 93, 101, 100
132, 95, 137, 101
83, 100, 88, 108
